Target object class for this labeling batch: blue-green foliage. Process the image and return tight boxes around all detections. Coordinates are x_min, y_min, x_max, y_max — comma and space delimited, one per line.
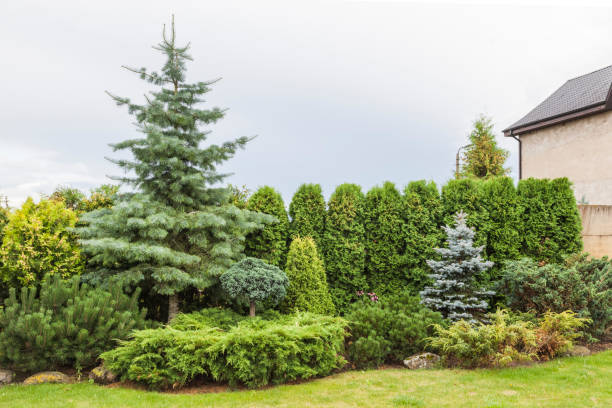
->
220, 257, 288, 315
101, 311, 348, 389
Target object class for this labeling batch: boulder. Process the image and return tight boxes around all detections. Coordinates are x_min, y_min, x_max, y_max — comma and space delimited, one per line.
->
88, 365, 117, 385
23, 371, 71, 385
403, 352, 440, 369
0, 369, 15, 385
567, 345, 591, 357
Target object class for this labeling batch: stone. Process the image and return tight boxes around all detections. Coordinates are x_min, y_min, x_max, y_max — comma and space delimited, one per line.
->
0, 369, 15, 385
23, 371, 71, 385
403, 352, 440, 369
567, 345, 591, 357
88, 365, 117, 385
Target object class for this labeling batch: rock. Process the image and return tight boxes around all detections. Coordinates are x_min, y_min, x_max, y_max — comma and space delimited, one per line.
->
0, 369, 15, 385
568, 345, 591, 357
88, 365, 117, 385
23, 371, 71, 385
403, 352, 440, 369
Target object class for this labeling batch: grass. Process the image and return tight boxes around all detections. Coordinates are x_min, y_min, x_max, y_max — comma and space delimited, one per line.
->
1, 351, 610, 408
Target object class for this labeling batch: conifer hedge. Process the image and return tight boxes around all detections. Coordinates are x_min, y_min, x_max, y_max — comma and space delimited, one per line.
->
441, 178, 489, 248
363, 182, 404, 295
245, 186, 289, 267
322, 183, 367, 312
288, 184, 326, 247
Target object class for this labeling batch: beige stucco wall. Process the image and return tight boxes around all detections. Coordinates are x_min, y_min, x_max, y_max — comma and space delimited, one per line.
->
520, 109, 612, 205
578, 205, 612, 258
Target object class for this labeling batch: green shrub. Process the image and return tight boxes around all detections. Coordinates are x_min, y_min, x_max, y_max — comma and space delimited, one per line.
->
288, 184, 326, 247
0, 275, 147, 372
283, 237, 335, 315
0, 198, 83, 287
363, 182, 404, 294
322, 183, 367, 312
500, 257, 611, 337
101, 311, 348, 389
245, 186, 289, 267
441, 178, 488, 248
428, 309, 587, 368
50, 184, 119, 213
517, 178, 582, 263
401, 180, 443, 292
345, 292, 444, 368
220, 257, 289, 316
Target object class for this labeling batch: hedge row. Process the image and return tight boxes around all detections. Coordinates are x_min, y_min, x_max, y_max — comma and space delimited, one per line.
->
244, 177, 582, 312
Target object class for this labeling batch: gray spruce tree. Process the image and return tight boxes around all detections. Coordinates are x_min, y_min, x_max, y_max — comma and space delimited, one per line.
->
420, 211, 494, 323
77, 18, 271, 321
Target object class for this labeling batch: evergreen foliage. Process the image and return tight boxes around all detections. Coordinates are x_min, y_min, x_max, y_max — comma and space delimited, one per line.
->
0, 275, 147, 372
283, 237, 335, 315
220, 257, 288, 316
288, 184, 326, 247
245, 186, 289, 267
517, 178, 582, 263
460, 115, 509, 179
363, 182, 404, 294
76, 19, 271, 321
401, 180, 443, 291
0, 207, 9, 244
420, 211, 494, 322
441, 178, 488, 248
322, 183, 367, 312
346, 292, 444, 368
0, 198, 83, 287
479, 177, 520, 275
101, 311, 348, 389
227, 184, 250, 209
51, 184, 119, 213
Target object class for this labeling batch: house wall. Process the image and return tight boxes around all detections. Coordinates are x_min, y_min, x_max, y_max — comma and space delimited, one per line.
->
578, 204, 612, 258
520, 109, 612, 205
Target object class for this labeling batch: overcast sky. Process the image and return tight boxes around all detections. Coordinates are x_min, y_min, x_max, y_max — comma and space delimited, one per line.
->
2, 0, 611, 206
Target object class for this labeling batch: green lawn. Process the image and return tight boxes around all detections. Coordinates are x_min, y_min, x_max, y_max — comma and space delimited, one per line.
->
1, 351, 611, 408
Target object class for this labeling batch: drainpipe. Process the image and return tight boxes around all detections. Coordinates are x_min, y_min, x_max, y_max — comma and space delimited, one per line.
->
510, 134, 522, 180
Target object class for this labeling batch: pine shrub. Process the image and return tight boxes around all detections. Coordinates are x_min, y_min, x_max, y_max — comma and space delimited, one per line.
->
0, 275, 147, 372
283, 237, 335, 315
288, 184, 326, 247
1, 198, 83, 287
401, 180, 443, 292
245, 186, 289, 267
363, 182, 404, 294
101, 311, 348, 389
322, 183, 367, 312
345, 292, 444, 368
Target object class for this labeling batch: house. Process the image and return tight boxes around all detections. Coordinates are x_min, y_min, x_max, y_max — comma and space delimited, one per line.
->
504, 65, 612, 257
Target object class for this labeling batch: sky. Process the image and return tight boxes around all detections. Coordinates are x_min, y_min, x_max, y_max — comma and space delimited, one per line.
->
2, 0, 612, 207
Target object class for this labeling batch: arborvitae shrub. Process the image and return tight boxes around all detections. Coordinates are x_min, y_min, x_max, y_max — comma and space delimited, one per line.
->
0, 198, 83, 287
283, 237, 335, 315
288, 184, 326, 247
500, 256, 611, 338
0, 275, 147, 372
401, 180, 443, 292
220, 257, 289, 316
363, 182, 404, 294
322, 183, 367, 312
245, 186, 289, 267
345, 292, 444, 368
102, 311, 348, 389
517, 178, 582, 263
479, 177, 520, 280
441, 178, 488, 248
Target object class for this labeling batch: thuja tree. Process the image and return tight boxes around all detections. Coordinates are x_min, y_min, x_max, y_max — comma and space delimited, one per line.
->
322, 183, 367, 312
245, 186, 289, 267
441, 178, 488, 248
460, 115, 509, 179
77, 19, 270, 321
517, 178, 582, 263
363, 182, 404, 294
283, 237, 335, 315
288, 184, 326, 247
421, 211, 494, 323
401, 180, 443, 292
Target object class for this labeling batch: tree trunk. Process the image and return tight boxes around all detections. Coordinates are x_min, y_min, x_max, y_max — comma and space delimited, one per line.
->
168, 294, 179, 323
249, 300, 256, 317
